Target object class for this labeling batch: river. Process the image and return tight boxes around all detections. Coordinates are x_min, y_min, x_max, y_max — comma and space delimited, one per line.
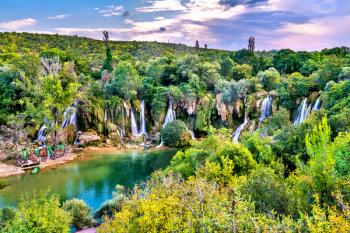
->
0, 149, 177, 211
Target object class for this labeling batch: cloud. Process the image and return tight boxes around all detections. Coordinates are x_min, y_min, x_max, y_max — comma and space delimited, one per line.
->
219, 0, 268, 7
97, 5, 124, 17
136, 0, 186, 12
0, 18, 37, 30
262, 15, 350, 50
47, 14, 70, 20
122, 11, 130, 17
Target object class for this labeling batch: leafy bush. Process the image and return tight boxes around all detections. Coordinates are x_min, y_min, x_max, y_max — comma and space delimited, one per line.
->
63, 198, 93, 230
95, 185, 128, 218
240, 166, 289, 214
331, 132, 350, 178
209, 143, 257, 176
161, 120, 191, 148
0, 207, 15, 228
2, 191, 71, 233
257, 67, 281, 91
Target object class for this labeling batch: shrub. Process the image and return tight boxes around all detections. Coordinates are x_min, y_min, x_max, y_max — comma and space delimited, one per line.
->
0, 179, 8, 190
63, 198, 93, 230
95, 185, 128, 218
209, 143, 257, 176
161, 120, 191, 147
240, 166, 289, 214
0, 207, 15, 228
2, 191, 71, 233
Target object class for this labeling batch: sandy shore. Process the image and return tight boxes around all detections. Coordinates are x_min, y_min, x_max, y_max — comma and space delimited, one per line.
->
0, 144, 167, 178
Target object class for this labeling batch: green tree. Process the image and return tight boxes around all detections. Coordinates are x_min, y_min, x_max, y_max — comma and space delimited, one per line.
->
257, 67, 281, 91
161, 120, 191, 147
104, 61, 141, 100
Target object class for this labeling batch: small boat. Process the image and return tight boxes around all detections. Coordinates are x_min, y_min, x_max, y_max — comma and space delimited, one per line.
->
31, 166, 39, 174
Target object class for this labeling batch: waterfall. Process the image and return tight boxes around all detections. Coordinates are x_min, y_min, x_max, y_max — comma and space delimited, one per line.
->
61, 100, 78, 129
130, 108, 139, 137
162, 98, 176, 128
37, 125, 47, 144
139, 100, 147, 136
104, 109, 108, 123
258, 95, 272, 122
293, 99, 311, 126
121, 107, 125, 137
312, 97, 321, 111
157, 98, 176, 148
232, 114, 248, 142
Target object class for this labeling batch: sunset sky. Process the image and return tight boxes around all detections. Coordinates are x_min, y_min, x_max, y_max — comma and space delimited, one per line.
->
0, 0, 349, 51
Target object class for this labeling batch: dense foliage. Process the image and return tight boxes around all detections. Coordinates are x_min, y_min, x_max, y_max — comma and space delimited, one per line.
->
0, 33, 350, 232
161, 120, 191, 147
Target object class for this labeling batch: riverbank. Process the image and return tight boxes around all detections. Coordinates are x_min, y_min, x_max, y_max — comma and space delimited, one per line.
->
0, 144, 168, 178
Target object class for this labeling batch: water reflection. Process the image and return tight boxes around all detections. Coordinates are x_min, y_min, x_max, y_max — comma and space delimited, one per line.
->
0, 149, 176, 210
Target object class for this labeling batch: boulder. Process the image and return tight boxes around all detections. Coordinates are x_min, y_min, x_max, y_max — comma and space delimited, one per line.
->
78, 131, 101, 146
58, 125, 77, 144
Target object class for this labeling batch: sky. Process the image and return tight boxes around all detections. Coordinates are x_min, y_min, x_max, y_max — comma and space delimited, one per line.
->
0, 0, 349, 51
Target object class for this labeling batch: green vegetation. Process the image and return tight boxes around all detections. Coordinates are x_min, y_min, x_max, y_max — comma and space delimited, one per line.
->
0, 32, 350, 232
0, 192, 71, 233
62, 198, 93, 230
161, 120, 191, 147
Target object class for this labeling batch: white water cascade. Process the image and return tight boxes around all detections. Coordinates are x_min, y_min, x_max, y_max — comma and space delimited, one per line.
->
121, 107, 125, 137
157, 98, 176, 148
293, 99, 311, 126
162, 98, 176, 128
139, 100, 147, 136
61, 100, 78, 129
258, 95, 272, 123
232, 114, 249, 142
37, 125, 47, 144
312, 97, 321, 111
130, 108, 139, 137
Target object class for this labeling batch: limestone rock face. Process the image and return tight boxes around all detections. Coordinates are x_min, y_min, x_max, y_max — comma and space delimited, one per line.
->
58, 125, 77, 144
216, 94, 229, 121
180, 96, 196, 115
78, 131, 101, 146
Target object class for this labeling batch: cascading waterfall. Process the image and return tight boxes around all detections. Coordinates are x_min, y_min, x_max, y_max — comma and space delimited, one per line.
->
162, 98, 176, 128
139, 100, 147, 136
61, 100, 78, 129
293, 99, 311, 126
157, 98, 176, 148
37, 125, 47, 144
130, 108, 139, 137
312, 97, 321, 111
258, 95, 272, 122
121, 107, 125, 137
232, 114, 248, 142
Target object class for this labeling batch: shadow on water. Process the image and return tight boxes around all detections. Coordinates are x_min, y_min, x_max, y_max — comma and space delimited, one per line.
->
0, 149, 177, 211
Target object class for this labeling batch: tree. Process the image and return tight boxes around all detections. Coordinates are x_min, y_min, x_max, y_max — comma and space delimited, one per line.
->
248, 36, 255, 52
257, 67, 281, 91
220, 56, 234, 79
302, 117, 338, 205
102, 31, 113, 72
104, 61, 141, 100
161, 120, 191, 147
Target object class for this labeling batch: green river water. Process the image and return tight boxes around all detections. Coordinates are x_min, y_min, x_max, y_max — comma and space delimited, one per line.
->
0, 149, 177, 211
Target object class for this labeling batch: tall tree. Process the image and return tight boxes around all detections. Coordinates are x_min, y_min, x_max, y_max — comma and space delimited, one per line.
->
102, 30, 113, 72
248, 36, 255, 52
